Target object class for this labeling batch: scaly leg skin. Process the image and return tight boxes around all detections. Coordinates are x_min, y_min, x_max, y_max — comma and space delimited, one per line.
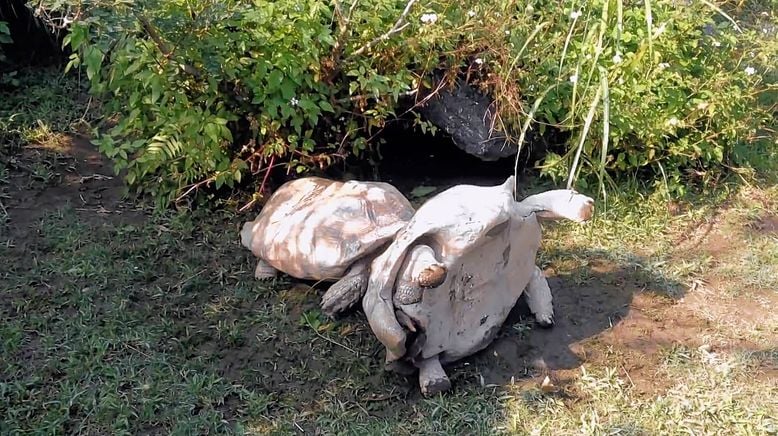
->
417, 355, 451, 396
525, 266, 554, 328
254, 259, 278, 280
320, 260, 369, 317
394, 245, 447, 306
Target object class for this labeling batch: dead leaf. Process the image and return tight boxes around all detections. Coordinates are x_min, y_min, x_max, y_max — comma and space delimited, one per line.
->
339, 324, 356, 336
540, 375, 558, 393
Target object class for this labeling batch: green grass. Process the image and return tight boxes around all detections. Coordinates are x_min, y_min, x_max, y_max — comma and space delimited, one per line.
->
0, 67, 94, 151
503, 350, 776, 435
0, 207, 510, 434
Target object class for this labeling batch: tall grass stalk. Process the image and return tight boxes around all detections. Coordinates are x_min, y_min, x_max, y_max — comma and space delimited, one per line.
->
598, 67, 610, 203
700, 0, 743, 33
644, 0, 654, 61
513, 84, 557, 199
567, 84, 603, 189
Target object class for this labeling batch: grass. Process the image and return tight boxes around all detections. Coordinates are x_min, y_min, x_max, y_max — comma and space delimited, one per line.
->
0, 206, 509, 434
0, 66, 94, 151
2, 154, 777, 434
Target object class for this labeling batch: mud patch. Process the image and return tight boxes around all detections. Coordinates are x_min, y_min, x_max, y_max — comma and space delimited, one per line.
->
3, 135, 145, 244
749, 213, 778, 235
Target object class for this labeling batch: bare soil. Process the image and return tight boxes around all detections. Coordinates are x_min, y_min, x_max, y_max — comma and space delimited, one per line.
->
3, 135, 145, 240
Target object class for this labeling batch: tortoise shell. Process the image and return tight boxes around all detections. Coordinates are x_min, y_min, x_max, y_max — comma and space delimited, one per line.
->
240, 177, 415, 281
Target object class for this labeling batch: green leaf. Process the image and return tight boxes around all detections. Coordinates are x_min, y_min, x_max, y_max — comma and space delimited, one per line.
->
267, 70, 283, 89
319, 100, 335, 112
410, 186, 437, 198
84, 46, 104, 81
279, 79, 296, 100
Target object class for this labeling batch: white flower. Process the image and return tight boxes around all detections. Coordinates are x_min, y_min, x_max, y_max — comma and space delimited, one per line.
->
658, 62, 670, 70
290, 97, 299, 106
667, 117, 679, 126
612, 53, 622, 64
420, 13, 438, 24
570, 10, 582, 19
712, 40, 721, 47
468, 10, 476, 17
569, 75, 578, 84
654, 23, 667, 36
505, 30, 510, 35
474, 58, 484, 65
697, 101, 709, 110
744, 66, 756, 75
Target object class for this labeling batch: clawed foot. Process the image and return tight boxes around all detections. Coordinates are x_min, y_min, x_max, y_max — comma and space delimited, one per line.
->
417, 356, 451, 396
534, 312, 554, 329
421, 375, 451, 396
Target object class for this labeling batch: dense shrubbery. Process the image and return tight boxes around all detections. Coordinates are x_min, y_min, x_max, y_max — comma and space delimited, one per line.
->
29, 1, 778, 204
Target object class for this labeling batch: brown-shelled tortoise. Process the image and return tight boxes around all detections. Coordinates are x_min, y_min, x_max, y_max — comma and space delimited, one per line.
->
362, 176, 595, 395
240, 176, 446, 316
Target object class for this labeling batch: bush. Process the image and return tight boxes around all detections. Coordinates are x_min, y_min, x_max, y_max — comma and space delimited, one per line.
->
0, 20, 11, 63
59, 0, 775, 205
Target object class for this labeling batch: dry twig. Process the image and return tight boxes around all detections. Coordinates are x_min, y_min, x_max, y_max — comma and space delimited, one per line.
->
349, 0, 417, 57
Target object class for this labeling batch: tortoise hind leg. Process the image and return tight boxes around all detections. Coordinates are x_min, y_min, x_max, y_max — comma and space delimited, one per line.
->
525, 266, 554, 328
254, 259, 278, 280
394, 245, 447, 306
417, 355, 451, 396
320, 259, 369, 317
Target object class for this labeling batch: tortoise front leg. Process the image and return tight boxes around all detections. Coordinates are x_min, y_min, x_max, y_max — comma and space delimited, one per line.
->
254, 259, 278, 280
320, 259, 369, 317
393, 244, 447, 306
525, 266, 554, 328
417, 355, 451, 396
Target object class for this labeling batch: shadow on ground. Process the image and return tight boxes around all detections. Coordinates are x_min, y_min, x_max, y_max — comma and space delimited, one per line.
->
440, 249, 687, 391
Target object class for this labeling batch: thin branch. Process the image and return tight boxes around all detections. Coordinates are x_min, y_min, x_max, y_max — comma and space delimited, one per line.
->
175, 175, 217, 202
349, 0, 416, 57
347, 0, 359, 21
328, 0, 360, 83
303, 315, 360, 356
333, 0, 346, 28
334, 88, 417, 104
135, 12, 201, 78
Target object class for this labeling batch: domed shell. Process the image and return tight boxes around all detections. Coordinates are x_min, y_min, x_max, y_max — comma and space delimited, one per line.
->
241, 177, 415, 281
